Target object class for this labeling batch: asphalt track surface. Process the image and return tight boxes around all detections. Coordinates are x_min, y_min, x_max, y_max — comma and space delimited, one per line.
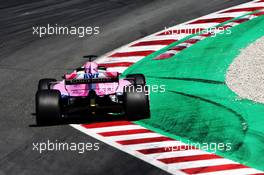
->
0, 0, 251, 175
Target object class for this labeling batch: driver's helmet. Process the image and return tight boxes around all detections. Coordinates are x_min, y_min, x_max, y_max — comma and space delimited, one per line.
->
83, 62, 98, 74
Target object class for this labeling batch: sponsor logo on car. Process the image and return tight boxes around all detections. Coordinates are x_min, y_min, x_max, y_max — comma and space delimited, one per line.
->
84, 73, 99, 79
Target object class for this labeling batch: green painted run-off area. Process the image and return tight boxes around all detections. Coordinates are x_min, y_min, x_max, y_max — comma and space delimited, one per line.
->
124, 15, 264, 170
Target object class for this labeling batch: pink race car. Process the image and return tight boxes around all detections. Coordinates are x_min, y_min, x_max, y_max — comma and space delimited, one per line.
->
35, 56, 150, 125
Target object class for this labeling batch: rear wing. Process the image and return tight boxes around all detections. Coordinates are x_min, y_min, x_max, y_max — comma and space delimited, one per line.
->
65, 77, 119, 85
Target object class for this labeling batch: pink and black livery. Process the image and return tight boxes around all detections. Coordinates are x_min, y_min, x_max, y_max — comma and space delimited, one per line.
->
35, 55, 150, 125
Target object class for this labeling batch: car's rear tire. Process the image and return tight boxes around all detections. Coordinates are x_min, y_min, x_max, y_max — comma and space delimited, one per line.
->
126, 74, 146, 85
38, 78, 57, 90
36, 90, 61, 125
124, 85, 150, 120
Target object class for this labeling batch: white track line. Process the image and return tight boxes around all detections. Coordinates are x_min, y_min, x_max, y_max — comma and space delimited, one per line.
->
105, 67, 129, 72
121, 45, 165, 52
195, 168, 263, 175
71, 124, 187, 175
108, 133, 163, 141
101, 57, 143, 63
83, 125, 145, 133
168, 159, 239, 170
127, 141, 184, 150
146, 150, 211, 159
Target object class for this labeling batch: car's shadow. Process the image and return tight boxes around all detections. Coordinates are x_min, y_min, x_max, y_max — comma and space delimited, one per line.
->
29, 113, 126, 127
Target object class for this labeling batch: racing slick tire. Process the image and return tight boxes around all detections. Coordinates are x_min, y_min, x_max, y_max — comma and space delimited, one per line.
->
38, 78, 57, 90
35, 90, 62, 125
126, 74, 146, 85
124, 85, 150, 120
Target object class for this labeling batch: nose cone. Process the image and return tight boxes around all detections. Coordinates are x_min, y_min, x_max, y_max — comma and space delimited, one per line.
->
84, 62, 98, 73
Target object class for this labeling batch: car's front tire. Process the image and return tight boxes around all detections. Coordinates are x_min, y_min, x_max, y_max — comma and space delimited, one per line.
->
36, 90, 62, 125
124, 85, 150, 120
38, 78, 57, 90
